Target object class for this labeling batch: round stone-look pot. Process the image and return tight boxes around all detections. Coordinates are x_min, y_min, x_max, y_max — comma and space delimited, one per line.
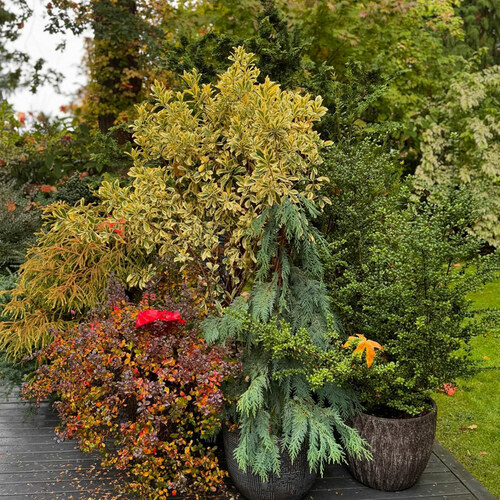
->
346, 400, 437, 491
223, 426, 316, 500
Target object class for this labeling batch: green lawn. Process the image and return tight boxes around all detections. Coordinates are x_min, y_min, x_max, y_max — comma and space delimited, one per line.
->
435, 276, 500, 497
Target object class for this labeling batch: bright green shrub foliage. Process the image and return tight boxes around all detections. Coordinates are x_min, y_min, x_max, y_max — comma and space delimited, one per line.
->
325, 185, 500, 415
100, 47, 330, 304
318, 141, 400, 268
161, 3, 399, 145
415, 65, 500, 246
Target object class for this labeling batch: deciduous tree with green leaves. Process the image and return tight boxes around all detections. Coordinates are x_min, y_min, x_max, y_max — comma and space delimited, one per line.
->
324, 184, 500, 415
415, 64, 500, 246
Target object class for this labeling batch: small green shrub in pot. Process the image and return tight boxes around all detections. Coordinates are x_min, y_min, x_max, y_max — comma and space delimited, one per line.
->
326, 185, 499, 416
203, 302, 373, 500
323, 183, 500, 490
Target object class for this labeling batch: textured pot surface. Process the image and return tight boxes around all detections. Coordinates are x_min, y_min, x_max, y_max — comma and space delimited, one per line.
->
346, 401, 437, 492
223, 427, 316, 500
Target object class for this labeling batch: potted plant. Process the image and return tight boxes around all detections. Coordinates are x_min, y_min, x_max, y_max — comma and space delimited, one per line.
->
324, 184, 500, 491
23, 278, 238, 499
203, 307, 373, 500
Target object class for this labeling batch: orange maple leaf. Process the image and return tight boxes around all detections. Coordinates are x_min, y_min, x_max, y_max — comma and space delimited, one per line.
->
343, 334, 384, 368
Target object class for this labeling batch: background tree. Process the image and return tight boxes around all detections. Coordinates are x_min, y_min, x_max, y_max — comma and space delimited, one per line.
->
0, 0, 59, 96
164, 0, 464, 173
455, 0, 500, 66
415, 64, 500, 247
45, 0, 183, 132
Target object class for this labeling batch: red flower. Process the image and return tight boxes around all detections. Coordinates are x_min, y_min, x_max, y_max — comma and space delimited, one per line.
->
103, 220, 125, 235
17, 112, 26, 124
135, 310, 186, 328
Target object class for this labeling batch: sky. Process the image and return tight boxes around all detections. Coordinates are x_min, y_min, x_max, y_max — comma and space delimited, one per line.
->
6, 0, 88, 117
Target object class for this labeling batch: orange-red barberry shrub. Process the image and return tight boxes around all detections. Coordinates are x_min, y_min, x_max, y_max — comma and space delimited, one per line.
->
23, 280, 237, 499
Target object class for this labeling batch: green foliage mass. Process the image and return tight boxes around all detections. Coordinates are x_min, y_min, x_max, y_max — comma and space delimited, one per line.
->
318, 141, 401, 269
162, 1, 311, 90
54, 175, 98, 206
203, 300, 370, 480
162, 2, 395, 146
415, 65, 500, 247
0, 101, 132, 185
324, 184, 500, 415
182, 0, 462, 153
0, 182, 41, 269
282, 0, 463, 125
455, 0, 500, 66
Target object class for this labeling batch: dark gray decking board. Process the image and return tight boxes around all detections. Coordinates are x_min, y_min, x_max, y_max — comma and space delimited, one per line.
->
0, 386, 496, 500
432, 443, 497, 500
0, 387, 122, 499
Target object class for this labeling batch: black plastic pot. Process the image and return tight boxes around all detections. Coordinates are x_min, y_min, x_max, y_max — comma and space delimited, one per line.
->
223, 426, 316, 500
346, 400, 437, 491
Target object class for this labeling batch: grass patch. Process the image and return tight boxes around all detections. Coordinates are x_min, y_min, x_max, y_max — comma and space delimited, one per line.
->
435, 274, 499, 497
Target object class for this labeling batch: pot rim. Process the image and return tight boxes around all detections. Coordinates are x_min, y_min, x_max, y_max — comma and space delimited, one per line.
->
359, 398, 437, 423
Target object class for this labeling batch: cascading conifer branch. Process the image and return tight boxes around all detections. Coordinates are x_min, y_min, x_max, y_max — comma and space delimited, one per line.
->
202, 302, 375, 481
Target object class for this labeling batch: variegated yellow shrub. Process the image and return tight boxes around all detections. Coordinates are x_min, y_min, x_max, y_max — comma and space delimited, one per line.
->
99, 47, 330, 304
1, 48, 331, 357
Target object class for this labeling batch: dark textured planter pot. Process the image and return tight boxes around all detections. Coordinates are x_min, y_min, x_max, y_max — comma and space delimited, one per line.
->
223, 426, 316, 500
346, 400, 437, 492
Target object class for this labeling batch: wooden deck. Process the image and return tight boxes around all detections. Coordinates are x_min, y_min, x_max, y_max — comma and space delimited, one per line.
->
0, 385, 496, 500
